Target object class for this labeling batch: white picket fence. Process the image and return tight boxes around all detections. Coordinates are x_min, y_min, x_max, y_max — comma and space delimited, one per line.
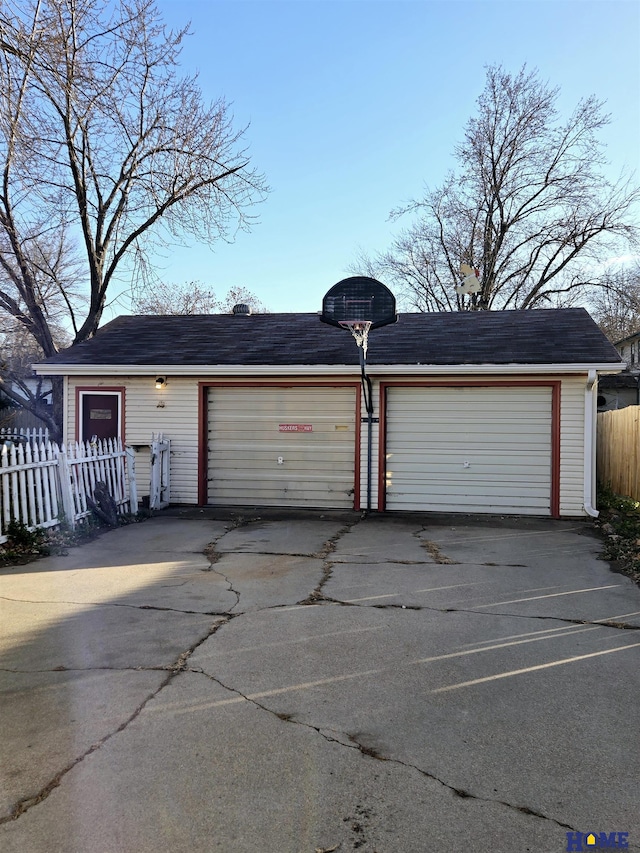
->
0, 426, 50, 445
0, 441, 60, 540
58, 439, 138, 525
0, 437, 138, 545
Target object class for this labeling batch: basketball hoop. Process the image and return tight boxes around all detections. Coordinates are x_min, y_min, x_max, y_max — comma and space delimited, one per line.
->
319, 276, 398, 513
338, 320, 372, 356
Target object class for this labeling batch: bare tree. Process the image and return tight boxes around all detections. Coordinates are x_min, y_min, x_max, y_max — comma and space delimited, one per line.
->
358, 65, 639, 312
589, 263, 640, 342
0, 317, 61, 430
132, 281, 268, 315
0, 0, 267, 435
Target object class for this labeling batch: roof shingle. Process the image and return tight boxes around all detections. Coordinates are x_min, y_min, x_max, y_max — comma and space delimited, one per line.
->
39, 309, 622, 368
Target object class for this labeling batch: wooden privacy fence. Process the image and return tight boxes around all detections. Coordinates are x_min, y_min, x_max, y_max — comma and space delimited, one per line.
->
0, 438, 138, 545
597, 406, 640, 502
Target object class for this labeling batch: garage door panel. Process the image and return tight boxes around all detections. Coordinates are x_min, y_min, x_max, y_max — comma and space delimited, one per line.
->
209, 430, 352, 444
385, 386, 553, 515
397, 408, 552, 420
397, 416, 552, 427
390, 481, 551, 497
210, 477, 352, 491
207, 386, 357, 508
209, 480, 353, 505
209, 439, 355, 453
210, 450, 356, 467
387, 442, 551, 456
396, 497, 548, 515
394, 402, 553, 415
390, 451, 551, 461
388, 464, 551, 480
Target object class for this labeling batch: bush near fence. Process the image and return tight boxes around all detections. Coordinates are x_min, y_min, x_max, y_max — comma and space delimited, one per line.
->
597, 406, 640, 502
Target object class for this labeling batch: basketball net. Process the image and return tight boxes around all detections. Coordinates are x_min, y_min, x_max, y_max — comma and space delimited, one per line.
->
338, 320, 372, 356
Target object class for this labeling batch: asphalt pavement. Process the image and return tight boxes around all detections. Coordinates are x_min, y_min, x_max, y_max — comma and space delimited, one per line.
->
1, 509, 639, 853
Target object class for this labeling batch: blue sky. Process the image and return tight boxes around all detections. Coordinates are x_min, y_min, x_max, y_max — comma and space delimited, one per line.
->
138, 0, 640, 315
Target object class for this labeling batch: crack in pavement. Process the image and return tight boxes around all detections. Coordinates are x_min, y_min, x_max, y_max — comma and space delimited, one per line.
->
296, 520, 361, 606
189, 668, 588, 840
294, 593, 640, 630
294, 580, 640, 631
436, 606, 640, 631
200, 522, 255, 612
0, 618, 232, 825
292, 530, 640, 630
414, 526, 460, 565
0, 595, 237, 617
342, 732, 583, 834
323, 558, 439, 565
210, 565, 241, 612
0, 664, 211, 674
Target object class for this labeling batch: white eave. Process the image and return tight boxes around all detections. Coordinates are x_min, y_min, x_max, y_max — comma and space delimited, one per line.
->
33, 361, 627, 376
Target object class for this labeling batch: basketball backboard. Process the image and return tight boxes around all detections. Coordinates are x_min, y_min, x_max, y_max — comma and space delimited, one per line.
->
320, 276, 397, 330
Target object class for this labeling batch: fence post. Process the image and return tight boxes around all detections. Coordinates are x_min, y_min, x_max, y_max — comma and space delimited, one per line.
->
126, 447, 138, 514
161, 438, 170, 508
150, 434, 159, 509
149, 432, 170, 509
56, 444, 77, 529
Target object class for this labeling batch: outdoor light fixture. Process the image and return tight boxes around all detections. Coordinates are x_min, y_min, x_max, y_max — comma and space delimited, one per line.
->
155, 377, 166, 389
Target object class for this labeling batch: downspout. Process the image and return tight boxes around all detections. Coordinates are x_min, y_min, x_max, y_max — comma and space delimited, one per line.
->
583, 369, 599, 518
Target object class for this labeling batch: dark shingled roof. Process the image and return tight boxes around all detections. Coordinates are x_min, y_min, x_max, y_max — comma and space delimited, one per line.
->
40, 308, 622, 368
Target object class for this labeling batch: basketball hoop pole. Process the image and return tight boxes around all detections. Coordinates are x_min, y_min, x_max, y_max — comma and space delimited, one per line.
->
361, 350, 374, 513
339, 322, 374, 511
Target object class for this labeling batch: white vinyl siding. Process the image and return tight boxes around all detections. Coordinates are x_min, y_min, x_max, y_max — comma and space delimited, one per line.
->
66, 376, 200, 504
385, 385, 553, 515
207, 386, 357, 508
558, 375, 587, 516
63, 372, 590, 516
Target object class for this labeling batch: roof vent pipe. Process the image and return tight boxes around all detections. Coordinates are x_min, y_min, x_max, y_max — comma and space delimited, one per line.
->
232, 304, 252, 315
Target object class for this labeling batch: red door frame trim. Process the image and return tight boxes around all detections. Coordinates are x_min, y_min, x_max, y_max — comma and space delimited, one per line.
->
75, 386, 126, 443
198, 380, 362, 508
378, 380, 562, 518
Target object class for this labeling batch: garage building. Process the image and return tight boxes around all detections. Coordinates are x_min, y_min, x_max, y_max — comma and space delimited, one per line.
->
35, 308, 623, 517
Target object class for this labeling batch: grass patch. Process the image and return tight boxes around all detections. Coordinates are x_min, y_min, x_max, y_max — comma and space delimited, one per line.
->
595, 484, 640, 586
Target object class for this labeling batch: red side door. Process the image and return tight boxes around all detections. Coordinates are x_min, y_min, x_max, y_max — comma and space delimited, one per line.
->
81, 393, 120, 442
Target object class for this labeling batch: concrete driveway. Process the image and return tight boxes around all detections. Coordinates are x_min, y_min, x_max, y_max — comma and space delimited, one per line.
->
1, 510, 639, 853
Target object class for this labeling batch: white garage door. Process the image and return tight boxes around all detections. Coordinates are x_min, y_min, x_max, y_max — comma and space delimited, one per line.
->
207, 386, 357, 508
385, 386, 553, 515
